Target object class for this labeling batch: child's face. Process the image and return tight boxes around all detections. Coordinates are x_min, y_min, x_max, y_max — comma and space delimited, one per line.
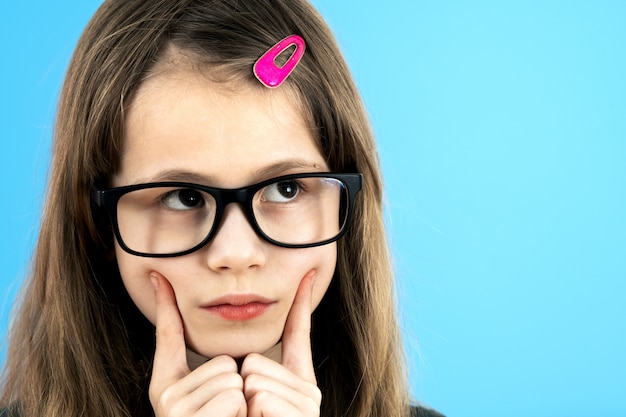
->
113, 62, 336, 359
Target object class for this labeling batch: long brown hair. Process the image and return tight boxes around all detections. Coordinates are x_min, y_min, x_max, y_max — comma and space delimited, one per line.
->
0, 1, 409, 416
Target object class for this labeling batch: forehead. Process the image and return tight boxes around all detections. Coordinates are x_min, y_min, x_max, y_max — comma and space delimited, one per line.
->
142, 45, 309, 114
116, 51, 326, 187
130, 45, 315, 140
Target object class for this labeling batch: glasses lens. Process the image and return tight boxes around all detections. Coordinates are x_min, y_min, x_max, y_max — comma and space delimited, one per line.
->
116, 186, 216, 255
253, 177, 347, 245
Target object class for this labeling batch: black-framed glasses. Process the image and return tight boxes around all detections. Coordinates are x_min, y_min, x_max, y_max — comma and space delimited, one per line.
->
92, 172, 362, 258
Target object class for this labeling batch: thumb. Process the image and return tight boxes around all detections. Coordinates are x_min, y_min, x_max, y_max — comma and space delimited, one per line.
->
281, 270, 316, 383
150, 272, 190, 388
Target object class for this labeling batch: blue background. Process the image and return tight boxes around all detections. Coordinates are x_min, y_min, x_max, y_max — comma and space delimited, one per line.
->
2, 1, 625, 416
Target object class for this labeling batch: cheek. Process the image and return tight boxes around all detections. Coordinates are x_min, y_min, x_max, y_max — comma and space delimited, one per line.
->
311, 276, 332, 311
303, 243, 337, 311
115, 239, 337, 333
115, 243, 157, 325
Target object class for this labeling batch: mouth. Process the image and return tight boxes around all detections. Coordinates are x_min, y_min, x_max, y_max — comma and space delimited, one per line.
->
202, 295, 275, 321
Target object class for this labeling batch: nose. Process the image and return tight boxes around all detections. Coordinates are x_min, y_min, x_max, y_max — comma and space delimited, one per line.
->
204, 203, 266, 273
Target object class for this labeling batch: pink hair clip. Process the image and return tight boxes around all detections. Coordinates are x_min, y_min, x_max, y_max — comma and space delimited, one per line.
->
253, 35, 306, 88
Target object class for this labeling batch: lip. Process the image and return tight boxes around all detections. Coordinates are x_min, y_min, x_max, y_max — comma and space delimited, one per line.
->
202, 295, 275, 321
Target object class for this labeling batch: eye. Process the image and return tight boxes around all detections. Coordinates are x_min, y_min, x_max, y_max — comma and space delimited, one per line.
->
162, 189, 205, 210
262, 180, 301, 202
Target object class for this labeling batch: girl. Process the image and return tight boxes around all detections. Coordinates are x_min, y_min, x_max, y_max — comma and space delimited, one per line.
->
0, 1, 443, 416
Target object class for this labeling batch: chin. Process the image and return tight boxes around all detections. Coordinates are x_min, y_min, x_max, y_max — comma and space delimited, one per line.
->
187, 335, 280, 360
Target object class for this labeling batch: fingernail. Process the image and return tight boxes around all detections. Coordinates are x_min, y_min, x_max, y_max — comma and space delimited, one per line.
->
150, 273, 159, 290
306, 271, 316, 303
304, 270, 316, 288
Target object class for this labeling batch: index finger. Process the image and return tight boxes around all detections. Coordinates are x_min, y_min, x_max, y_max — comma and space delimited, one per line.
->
280, 270, 316, 383
150, 272, 190, 387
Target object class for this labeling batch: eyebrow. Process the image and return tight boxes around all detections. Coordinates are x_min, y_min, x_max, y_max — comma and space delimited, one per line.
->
137, 159, 326, 186
138, 170, 218, 185
253, 159, 325, 179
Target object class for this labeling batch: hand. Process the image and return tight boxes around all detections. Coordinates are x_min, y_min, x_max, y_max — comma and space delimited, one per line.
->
148, 272, 247, 417
240, 271, 322, 417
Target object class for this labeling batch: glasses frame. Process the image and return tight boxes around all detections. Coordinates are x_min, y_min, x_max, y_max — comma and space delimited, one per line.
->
92, 172, 363, 258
